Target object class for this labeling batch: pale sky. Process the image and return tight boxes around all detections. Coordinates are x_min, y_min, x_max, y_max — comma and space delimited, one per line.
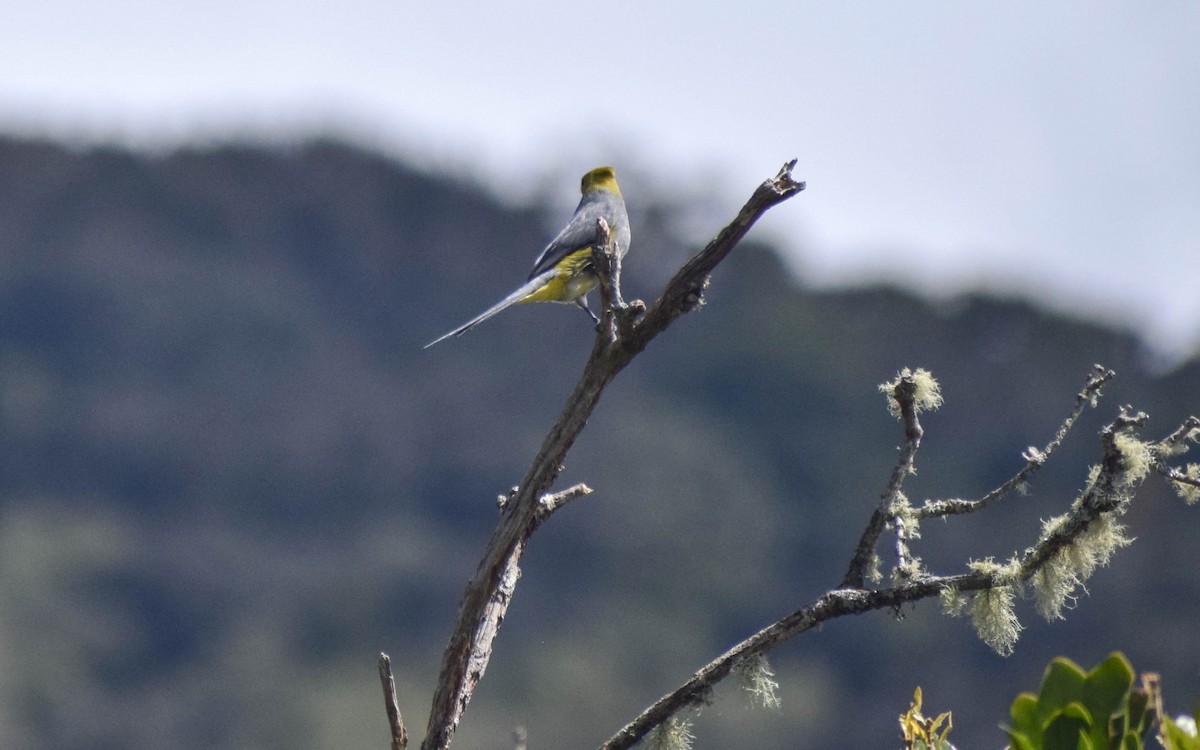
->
4, 1, 1198, 360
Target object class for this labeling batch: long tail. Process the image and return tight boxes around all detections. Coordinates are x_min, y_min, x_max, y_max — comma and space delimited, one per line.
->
423, 271, 554, 349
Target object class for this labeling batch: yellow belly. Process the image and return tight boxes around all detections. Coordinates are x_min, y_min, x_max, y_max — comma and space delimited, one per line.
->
519, 248, 598, 303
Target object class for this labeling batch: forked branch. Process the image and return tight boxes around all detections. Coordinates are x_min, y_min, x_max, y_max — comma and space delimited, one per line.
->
413, 161, 806, 750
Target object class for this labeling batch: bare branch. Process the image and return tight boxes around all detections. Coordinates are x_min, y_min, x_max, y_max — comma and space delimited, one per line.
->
597, 572, 998, 750
379, 653, 408, 750
626, 161, 805, 349
422, 231, 625, 750
916, 364, 1114, 519
418, 161, 806, 750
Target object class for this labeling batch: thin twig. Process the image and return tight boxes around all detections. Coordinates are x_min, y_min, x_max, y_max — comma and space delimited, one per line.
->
497, 482, 594, 521
916, 365, 1114, 520
418, 161, 806, 750
1157, 415, 1200, 450
379, 653, 408, 750
843, 375, 925, 589
1155, 463, 1200, 489
893, 512, 917, 581
1152, 415, 1200, 490
533, 483, 594, 527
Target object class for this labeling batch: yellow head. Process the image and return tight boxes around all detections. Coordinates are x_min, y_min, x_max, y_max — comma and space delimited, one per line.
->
581, 166, 620, 196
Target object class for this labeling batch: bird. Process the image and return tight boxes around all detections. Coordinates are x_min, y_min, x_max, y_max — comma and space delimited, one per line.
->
423, 166, 631, 348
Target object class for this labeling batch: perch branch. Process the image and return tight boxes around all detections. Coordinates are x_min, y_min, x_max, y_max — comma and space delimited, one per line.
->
418, 161, 806, 750
591, 217, 640, 345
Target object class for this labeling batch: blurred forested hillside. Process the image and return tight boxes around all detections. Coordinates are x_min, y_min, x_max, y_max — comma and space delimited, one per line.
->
0, 135, 1197, 750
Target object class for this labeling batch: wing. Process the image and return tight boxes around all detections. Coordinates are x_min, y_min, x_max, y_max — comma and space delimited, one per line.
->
527, 199, 606, 279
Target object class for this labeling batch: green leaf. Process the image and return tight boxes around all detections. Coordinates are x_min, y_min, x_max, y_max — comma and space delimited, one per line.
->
1043, 719, 1086, 750
1003, 729, 1037, 750
1043, 704, 1091, 750
1010, 692, 1042, 737
1112, 712, 1128, 740
1057, 701, 1093, 726
1082, 652, 1134, 723
1040, 658, 1088, 716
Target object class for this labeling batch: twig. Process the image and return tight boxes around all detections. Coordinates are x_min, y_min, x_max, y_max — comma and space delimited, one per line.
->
1151, 415, 1200, 491
843, 374, 925, 589
533, 483, 594, 527
418, 161, 806, 750
893, 511, 917, 581
916, 365, 1114, 520
595, 575, 987, 750
379, 653, 408, 750
497, 482, 593, 523
1155, 463, 1200, 489
1156, 415, 1200, 450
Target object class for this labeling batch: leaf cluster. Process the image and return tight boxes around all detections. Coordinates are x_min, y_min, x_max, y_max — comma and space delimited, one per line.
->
1004, 653, 1200, 750
900, 687, 955, 750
